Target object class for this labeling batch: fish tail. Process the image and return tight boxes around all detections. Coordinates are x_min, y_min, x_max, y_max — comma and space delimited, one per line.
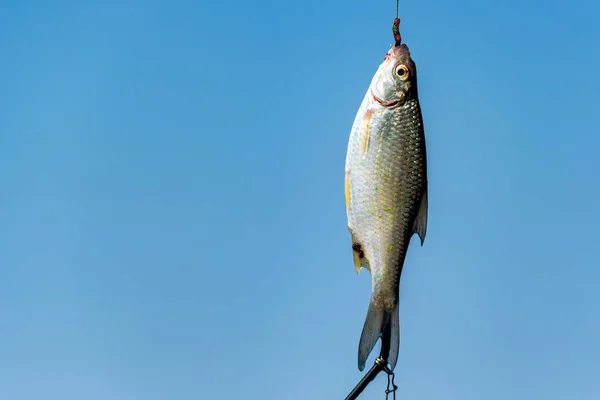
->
358, 299, 400, 372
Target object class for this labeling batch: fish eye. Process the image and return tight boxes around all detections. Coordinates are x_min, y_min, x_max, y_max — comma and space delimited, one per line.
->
395, 64, 410, 81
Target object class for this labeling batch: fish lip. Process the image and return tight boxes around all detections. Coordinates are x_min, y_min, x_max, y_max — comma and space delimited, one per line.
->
371, 90, 402, 108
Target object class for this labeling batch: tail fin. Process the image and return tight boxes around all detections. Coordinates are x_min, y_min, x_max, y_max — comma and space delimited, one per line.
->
357, 300, 400, 372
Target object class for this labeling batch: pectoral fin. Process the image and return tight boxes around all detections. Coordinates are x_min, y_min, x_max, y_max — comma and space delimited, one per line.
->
360, 110, 373, 158
412, 184, 428, 245
345, 170, 352, 212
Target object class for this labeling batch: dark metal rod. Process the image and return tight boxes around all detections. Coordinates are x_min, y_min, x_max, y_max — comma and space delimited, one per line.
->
344, 358, 386, 400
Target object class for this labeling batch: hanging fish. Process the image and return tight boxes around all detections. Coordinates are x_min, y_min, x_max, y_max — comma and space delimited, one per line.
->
344, 18, 428, 372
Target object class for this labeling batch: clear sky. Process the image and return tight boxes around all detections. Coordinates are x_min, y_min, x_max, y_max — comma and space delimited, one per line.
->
1, 0, 599, 399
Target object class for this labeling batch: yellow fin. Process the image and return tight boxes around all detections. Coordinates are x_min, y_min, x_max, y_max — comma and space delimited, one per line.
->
351, 235, 370, 274
353, 250, 362, 273
360, 109, 373, 158
345, 170, 351, 212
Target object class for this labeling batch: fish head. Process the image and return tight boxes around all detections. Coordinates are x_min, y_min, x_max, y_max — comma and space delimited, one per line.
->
370, 44, 418, 108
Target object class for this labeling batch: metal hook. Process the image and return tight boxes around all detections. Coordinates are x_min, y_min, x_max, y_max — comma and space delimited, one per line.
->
384, 366, 398, 400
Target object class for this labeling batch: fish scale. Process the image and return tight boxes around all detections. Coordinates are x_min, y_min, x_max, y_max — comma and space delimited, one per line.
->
344, 43, 428, 372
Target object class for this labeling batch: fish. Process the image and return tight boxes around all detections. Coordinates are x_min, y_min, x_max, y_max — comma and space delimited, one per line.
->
344, 41, 428, 372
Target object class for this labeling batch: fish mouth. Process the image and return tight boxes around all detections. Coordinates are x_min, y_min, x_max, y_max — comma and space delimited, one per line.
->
371, 90, 403, 108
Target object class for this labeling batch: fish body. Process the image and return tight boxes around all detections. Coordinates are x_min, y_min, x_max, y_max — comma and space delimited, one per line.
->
344, 43, 428, 372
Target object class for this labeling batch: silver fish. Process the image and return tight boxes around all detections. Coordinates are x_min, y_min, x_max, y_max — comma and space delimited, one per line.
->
344, 42, 428, 372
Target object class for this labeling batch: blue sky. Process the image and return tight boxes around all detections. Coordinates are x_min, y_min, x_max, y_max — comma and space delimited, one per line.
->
1, 0, 599, 399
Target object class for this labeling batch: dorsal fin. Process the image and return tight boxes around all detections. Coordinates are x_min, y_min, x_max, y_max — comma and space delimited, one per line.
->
412, 184, 428, 245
